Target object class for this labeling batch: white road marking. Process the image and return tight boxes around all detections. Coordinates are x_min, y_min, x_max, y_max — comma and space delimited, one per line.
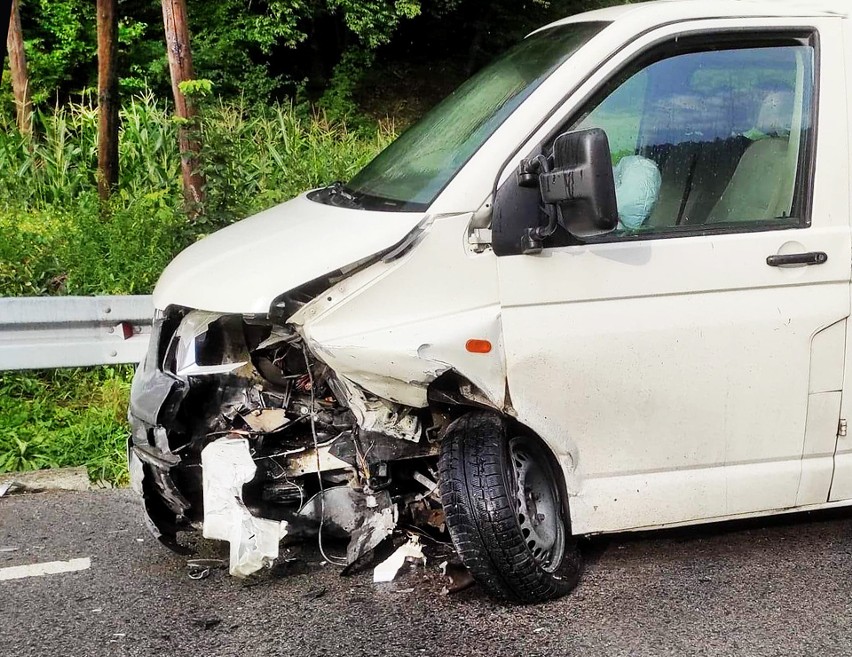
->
0, 557, 91, 581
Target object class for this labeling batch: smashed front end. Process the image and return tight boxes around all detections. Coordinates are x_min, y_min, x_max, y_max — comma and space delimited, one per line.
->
128, 287, 446, 576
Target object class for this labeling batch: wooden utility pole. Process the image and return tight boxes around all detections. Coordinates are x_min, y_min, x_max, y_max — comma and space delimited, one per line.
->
161, 0, 204, 213
96, 0, 119, 200
7, 0, 30, 135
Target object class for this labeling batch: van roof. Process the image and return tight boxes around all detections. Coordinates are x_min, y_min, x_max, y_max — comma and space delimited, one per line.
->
544, 0, 850, 28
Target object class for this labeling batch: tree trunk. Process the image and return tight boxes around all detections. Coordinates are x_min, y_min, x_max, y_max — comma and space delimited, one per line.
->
7, 0, 30, 135
161, 0, 204, 214
96, 0, 119, 201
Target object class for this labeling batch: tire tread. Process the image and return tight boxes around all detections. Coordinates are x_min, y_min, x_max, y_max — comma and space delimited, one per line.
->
438, 411, 582, 604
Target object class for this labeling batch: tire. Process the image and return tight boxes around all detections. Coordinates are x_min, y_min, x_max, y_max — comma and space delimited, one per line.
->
438, 411, 582, 604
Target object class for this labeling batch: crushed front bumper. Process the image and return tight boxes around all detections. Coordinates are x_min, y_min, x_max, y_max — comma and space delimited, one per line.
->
127, 307, 445, 575
127, 314, 193, 549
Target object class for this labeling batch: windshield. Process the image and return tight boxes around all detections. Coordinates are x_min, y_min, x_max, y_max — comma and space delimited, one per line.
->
339, 22, 607, 211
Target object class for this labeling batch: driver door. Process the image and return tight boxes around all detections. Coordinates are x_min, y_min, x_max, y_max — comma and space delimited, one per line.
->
495, 23, 851, 534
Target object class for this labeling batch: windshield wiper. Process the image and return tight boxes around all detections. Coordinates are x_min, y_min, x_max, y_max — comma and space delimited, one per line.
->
318, 181, 363, 209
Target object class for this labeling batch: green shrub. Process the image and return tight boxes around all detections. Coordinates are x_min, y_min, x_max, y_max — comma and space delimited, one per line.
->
0, 368, 133, 485
0, 92, 393, 297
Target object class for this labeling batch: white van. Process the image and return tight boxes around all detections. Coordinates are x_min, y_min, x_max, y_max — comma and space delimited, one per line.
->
129, 0, 852, 603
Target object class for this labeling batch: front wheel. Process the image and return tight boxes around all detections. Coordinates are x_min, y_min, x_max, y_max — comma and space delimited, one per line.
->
438, 411, 582, 604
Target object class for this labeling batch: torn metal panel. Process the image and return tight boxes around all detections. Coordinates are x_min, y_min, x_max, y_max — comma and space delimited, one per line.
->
309, 339, 444, 408
299, 487, 398, 564
346, 504, 398, 565
289, 213, 505, 411
333, 376, 422, 442
280, 444, 354, 477
254, 327, 299, 351
241, 408, 290, 433
201, 438, 288, 577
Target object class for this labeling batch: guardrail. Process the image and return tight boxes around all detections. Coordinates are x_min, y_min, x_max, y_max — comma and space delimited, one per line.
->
0, 296, 153, 371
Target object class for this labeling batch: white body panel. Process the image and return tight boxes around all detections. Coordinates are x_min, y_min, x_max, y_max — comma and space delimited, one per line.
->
827, 11, 852, 502
290, 213, 505, 409
152, 193, 425, 314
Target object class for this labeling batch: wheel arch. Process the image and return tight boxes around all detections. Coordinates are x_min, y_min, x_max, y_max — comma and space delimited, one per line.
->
503, 414, 575, 536
428, 372, 575, 535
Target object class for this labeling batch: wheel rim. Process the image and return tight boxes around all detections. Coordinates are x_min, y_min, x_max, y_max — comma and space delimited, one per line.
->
508, 436, 566, 573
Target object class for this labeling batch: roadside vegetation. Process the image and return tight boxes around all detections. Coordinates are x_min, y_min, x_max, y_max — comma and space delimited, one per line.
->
0, 96, 391, 484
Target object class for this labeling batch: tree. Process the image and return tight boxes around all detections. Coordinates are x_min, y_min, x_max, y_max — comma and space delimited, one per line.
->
96, 0, 119, 199
7, 0, 30, 134
161, 0, 204, 213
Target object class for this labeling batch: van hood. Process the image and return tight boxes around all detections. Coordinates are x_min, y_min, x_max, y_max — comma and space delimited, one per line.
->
152, 193, 426, 314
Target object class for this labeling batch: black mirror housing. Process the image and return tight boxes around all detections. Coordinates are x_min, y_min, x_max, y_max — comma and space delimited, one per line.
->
539, 128, 618, 239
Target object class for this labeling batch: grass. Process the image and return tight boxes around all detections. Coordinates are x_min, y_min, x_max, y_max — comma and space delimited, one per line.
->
0, 93, 394, 484
0, 367, 132, 485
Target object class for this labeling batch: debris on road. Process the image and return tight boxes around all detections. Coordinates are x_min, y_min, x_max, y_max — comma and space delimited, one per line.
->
373, 536, 425, 583
187, 558, 227, 580
192, 618, 221, 630
438, 559, 474, 594
301, 585, 326, 600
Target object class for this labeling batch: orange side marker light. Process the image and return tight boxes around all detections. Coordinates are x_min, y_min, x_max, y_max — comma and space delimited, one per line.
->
465, 339, 492, 354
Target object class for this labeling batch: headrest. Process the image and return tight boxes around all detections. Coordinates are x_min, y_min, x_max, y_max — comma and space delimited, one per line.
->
648, 92, 729, 142
756, 90, 795, 137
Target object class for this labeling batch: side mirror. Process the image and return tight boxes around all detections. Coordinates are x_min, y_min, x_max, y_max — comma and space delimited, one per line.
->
520, 128, 618, 253
541, 128, 618, 238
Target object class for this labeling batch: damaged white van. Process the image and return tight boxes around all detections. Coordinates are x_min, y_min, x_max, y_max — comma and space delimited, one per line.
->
129, 0, 852, 603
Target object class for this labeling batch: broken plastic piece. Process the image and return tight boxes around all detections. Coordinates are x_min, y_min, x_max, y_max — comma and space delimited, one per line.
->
300, 487, 371, 537
373, 536, 425, 582
173, 311, 247, 377
334, 377, 422, 442
201, 438, 288, 577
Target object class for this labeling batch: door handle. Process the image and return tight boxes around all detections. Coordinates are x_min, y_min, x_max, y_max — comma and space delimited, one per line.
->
766, 252, 828, 267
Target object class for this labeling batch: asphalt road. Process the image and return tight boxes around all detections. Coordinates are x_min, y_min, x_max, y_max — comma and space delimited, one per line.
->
2, 489, 852, 656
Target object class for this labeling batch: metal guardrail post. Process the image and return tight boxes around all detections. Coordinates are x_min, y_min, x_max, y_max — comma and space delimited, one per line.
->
0, 296, 154, 370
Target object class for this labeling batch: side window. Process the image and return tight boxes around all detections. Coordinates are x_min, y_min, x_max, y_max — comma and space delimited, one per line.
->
572, 41, 815, 236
